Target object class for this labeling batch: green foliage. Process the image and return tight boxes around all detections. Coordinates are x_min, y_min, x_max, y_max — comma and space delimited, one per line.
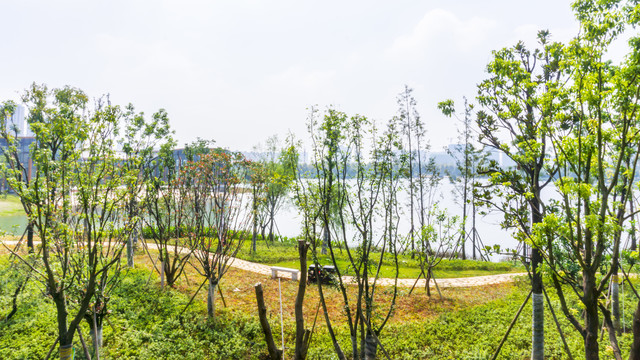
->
0, 261, 264, 360
8, 253, 634, 359
380, 282, 632, 359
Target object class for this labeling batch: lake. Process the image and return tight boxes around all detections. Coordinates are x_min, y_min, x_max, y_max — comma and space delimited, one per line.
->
272, 180, 520, 259
0, 181, 520, 259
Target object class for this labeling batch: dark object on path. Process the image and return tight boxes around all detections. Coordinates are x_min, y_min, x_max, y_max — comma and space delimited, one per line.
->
308, 265, 336, 284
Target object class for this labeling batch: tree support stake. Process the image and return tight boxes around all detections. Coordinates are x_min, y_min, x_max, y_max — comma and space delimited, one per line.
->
542, 287, 573, 360
491, 289, 532, 360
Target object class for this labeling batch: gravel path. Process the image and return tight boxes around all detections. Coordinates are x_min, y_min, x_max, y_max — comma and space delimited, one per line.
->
1, 239, 526, 288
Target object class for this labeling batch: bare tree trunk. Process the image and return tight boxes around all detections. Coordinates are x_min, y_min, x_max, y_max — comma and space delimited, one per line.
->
252, 194, 259, 254
160, 260, 165, 289
295, 240, 310, 360
322, 224, 329, 255
59, 344, 74, 360
584, 273, 601, 360
631, 199, 637, 251
26, 221, 34, 253
252, 222, 258, 254
612, 272, 621, 335
255, 283, 283, 360
91, 314, 103, 360
471, 197, 476, 260
462, 168, 468, 261
364, 331, 377, 360
269, 214, 275, 243
207, 278, 217, 320
128, 199, 137, 267
629, 300, 640, 360
531, 202, 544, 360
127, 235, 134, 267
531, 292, 544, 360
424, 269, 432, 297
54, 293, 74, 360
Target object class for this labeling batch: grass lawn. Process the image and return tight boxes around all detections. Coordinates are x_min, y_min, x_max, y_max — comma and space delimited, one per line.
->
0, 195, 25, 217
236, 240, 524, 279
141, 233, 524, 279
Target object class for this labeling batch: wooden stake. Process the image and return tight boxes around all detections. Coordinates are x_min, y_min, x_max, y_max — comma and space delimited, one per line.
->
44, 337, 59, 360
491, 290, 532, 360
77, 326, 92, 360
218, 284, 227, 308
542, 287, 574, 360
278, 278, 284, 360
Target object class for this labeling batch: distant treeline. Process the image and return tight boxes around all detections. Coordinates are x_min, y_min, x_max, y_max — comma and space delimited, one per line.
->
295, 162, 466, 179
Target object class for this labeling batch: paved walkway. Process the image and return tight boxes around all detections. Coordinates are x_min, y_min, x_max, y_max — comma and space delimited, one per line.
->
231, 256, 526, 288
1, 239, 526, 288
139, 242, 528, 288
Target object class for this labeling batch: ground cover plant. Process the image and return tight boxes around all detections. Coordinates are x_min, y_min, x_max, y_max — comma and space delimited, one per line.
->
0, 256, 263, 360
3, 250, 640, 359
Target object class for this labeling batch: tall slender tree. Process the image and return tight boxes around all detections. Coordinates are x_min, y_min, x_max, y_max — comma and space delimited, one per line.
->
187, 149, 252, 320
142, 144, 194, 288
533, 2, 640, 358
120, 105, 174, 268
299, 107, 401, 359
398, 86, 421, 258
440, 98, 489, 260
474, 31, 565, 359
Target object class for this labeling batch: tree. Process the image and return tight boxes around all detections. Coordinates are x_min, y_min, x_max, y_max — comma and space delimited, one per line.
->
248, 160, 268, 254
298, 107, 400, 359
0, 101, 37, 325
120, 104, 174, 268
410, 205, 460, 298
142, 143, 194, 289
295, 106, 346, 357
187, 149, 252, 320
530, 2, 640, 358
440, 98, 489, 260
397, 85, 423, 259
474, 31, 565, 359
249, 134, 299, 253
0, 100, 36, 253
3, 84, 139, 358
256, 135, 299, 243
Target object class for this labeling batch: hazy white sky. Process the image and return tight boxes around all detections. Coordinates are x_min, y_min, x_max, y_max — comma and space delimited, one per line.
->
0, 1, 603, 151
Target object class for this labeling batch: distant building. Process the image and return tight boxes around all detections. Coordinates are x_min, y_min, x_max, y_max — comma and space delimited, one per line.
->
5, 105, 34, 138
0, 105, 37, 192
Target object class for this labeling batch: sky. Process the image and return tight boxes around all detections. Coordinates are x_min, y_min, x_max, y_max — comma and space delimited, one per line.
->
0, 0, 624, 152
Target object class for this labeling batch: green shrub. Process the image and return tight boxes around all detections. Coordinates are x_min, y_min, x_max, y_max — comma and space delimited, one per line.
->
0, 260, 265, 360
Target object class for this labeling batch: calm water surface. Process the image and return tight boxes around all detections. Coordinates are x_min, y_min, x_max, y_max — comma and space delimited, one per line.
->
0, 181, 523, 258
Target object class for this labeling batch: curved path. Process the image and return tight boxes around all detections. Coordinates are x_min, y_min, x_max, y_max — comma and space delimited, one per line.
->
1, 239, 526, 288
230, 256, 526, 288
